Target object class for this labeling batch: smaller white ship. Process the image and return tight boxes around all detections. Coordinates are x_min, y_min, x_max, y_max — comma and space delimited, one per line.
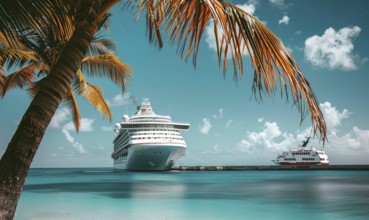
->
273, 137, 329, 165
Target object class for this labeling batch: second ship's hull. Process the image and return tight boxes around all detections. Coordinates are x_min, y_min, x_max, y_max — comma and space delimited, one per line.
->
275, 162, 329, 165
114, 144, 186, 171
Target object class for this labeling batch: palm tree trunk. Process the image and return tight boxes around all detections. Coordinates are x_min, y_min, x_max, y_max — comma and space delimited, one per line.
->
0, 1, 100, 219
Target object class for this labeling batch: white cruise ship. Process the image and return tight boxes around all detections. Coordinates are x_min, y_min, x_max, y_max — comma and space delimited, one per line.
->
272, 137, 329, 165
112, 99, 190, 171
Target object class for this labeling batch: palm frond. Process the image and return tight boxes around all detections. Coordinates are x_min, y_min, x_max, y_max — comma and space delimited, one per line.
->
81, 53, 132, 92
64, 86, 81, 132
1, 63, 41, 97
125, 0, 327, 142
0, 72, 6, 90
0, 48, 39, 70
0, 0, 74, 47
89, 37, 116, 55
74, 71, 112, 121
99, 0, 121, 20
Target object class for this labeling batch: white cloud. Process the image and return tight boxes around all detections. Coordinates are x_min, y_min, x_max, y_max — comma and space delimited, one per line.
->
108, 92, 134, 107
325, 126, 369, 152
62, 129, 74, 143
278, 15, 289, 25
50, 108, 70, 129
213, 108, 224, 119
258, 118, 264, 122
237, 3, 256, 15
319, 102, 350, 131
199, 118, 212, 134
247, 0, 260, 6
226, 120, 232, 128
295, 30, 302, 35
304, 26, 361, 71
205, 3, 256, 58
63, 118, 95, 132
237, 102, 369, 157
72, 142, 86, 154
61, 129, 87, 154
237, 121, 296, 153
269, 0, 289, 9
101, 126, 113, 131
352, 127, 369, 148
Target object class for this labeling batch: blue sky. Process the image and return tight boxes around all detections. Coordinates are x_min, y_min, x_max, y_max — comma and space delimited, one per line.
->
1, 0, 369, 167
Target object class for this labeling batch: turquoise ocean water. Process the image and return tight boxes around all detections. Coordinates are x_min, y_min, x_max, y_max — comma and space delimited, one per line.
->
15, 168, 369, 220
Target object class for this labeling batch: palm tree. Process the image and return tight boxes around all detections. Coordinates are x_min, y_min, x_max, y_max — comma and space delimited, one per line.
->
1, 31, 130, 130
0, 0, 327, 219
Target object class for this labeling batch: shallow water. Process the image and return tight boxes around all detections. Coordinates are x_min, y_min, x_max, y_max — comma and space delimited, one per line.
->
15, 168, 369, 219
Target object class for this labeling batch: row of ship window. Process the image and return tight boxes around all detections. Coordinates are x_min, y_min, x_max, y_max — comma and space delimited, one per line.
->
121, 124, 187, 129
284, 158, 318, 161
131, 137, 183, 140
129, 129, 179, 132
292, 152, 311, 155
131, 132, 181, 136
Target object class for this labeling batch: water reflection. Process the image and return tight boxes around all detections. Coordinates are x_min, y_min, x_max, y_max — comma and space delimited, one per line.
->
21, 169, 369, 219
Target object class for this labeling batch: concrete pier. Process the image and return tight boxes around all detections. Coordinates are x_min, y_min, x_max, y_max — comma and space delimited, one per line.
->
172, 165, 369, 171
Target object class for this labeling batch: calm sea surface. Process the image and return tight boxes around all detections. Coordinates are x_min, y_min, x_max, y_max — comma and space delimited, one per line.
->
15, 168, 369, 220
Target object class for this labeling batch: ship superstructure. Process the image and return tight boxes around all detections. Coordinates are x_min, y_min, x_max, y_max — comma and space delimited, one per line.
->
112, 98, 190, 171
273, 137, 329, 165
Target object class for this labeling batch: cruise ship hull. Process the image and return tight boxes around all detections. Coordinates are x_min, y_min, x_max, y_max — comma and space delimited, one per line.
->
114, 144, 186, 171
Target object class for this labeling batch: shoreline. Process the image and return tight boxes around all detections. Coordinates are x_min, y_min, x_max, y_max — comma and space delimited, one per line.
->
172, 165, 369, 171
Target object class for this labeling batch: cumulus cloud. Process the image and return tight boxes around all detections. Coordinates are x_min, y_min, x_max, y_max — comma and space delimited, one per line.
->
62, 129, 86, 154
319, 102, 350, 131
199, 118, 212, 134
205, 3, 256, 58
269, 0, 289, 9
72, 142, 86, 154
237, 102, 369, 156
278, 15, 289, 25
304, 26, 361, 70
326, 126, 369, 152
108, 92, 133, 107
62, 129, 74, 143
258, 118, 264, 122
237, 121, 297, 153
213, 108, 224, 119
50, 108, 70, 129
63, 118, 95, 132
